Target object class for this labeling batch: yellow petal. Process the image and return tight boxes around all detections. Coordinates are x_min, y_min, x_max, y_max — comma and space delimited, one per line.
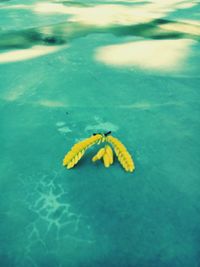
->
92, 148, 105, 162
103, 153, 110, 168
106, 145, 113, 164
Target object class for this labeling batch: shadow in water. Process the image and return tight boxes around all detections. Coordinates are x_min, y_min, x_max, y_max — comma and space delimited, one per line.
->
0, 18, 199, 51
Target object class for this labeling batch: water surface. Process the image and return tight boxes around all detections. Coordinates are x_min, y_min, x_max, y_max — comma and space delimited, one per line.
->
0, 1, 200, 266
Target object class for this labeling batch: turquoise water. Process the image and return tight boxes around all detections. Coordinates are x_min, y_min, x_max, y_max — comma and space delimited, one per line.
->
0, 0, 200, 266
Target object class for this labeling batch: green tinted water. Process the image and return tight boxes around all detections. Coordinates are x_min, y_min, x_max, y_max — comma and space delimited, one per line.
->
0, 1, 200, 266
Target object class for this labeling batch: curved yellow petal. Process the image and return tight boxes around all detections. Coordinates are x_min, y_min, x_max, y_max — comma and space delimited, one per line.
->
103, 153, 110, 168
105, 145, 113, 165
106, 135, 135, 172
63, 134, 104, 169
67, 161, 74, 169
92, 147, 105, 162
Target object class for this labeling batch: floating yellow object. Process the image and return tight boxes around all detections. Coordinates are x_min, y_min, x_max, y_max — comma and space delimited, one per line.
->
63, 131, 135, 172
92, 145, 114, 168
63, 134, 103, 169
92, 147, 106, 162
105, 145, 114, 166
106, 136, 135, 172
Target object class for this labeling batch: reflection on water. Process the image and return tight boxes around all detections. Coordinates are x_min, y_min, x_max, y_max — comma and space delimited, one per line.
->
95, 39, 195, 72
0, 0, 200, 67
0, 45, 66, 63
1, 18, 200, 50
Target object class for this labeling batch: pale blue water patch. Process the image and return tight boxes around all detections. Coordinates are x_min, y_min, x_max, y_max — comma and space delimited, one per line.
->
0, 0, 72, 31
167, 2, 200, 21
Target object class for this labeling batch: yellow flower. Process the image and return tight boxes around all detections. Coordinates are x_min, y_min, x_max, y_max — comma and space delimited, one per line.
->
92, 145, 114, 168
92, 147, 105, 162
63, 132, 135, 173
106, 136, 135, 172
63, 134, 103, 169
105, 145, 113, 165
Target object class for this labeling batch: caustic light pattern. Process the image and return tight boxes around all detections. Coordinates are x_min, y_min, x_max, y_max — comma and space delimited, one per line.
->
63, 133, 135, 172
